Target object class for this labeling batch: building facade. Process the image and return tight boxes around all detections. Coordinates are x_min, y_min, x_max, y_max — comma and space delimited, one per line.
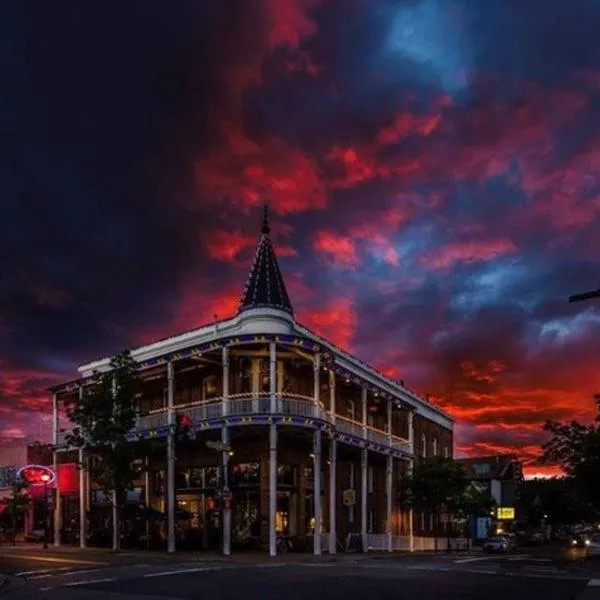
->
50, 207, 454, 554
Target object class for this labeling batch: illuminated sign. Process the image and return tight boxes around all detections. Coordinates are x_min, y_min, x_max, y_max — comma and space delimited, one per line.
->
16, 465, 55, 486
497, 506, 515, 520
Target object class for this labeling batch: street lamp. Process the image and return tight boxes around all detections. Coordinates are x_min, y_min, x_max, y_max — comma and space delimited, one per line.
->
40, 472, 51, 550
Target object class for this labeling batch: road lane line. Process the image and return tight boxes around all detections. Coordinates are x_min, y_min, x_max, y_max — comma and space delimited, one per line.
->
144, 567, 222, 577
588, 579, 600, 586
64, 577, 117, 586
0, 554, 106, 565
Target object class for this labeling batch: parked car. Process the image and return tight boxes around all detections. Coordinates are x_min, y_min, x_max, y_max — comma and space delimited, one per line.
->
483, 535, 515, 553
585, 534, 600, 558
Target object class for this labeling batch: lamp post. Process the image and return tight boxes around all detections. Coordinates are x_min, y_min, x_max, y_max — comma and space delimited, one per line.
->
40, 472, 51, 550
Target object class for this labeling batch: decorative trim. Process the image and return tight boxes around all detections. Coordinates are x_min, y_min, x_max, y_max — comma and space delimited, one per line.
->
51, 334, 334, 394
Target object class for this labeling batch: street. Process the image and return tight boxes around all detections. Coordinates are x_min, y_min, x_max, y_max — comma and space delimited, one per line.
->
0, 546, 596, 599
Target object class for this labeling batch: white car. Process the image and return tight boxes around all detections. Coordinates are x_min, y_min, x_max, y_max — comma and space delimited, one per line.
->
585, 534, 600, 557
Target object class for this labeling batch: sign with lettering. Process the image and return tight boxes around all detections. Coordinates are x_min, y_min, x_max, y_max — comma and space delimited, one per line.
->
496, 506, 515, 520
17, 465, 55, 486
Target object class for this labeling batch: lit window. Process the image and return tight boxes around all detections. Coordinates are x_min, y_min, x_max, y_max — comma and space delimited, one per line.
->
443, 445, 449, 459
421, 433, 427, 457
432, 437, 438, 456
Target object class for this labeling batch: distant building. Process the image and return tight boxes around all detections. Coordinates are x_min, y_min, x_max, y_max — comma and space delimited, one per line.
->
457, 455, 524, 539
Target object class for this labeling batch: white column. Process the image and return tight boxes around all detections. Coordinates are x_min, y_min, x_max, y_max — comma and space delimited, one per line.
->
269, 424, 277, 556
328, 366, 336, 554
361, 388, 367, 435
52, 393, 61, 547
313, 354, 320, 414
361, 387, 368, 551
329, 369, 336, 421
269, 342, 277, 413
387, 398, 392, 442
221, 426, 231, 556
222, 346, 230, 416
329, 439, 337, 554
408, 458, 414, 552
386, 455, 393, 552
407, 410, 415, 552
361, 447, 368, 552
167, 361, 176, 553
313, 429, 322, 555
79, 447, 86, 548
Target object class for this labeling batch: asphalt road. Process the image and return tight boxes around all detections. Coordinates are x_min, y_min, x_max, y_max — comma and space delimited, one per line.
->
2, 561, 590, 600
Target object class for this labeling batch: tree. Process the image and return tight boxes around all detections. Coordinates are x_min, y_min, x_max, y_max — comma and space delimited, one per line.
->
4, 477, 29, 545
66, 350, 151, 551
541, 405, 600, 511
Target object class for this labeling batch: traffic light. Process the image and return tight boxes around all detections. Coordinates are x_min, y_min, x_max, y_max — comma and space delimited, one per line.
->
175, 413, 193, 443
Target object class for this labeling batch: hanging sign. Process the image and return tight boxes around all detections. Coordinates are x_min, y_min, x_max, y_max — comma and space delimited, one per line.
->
16, 465, 55, 486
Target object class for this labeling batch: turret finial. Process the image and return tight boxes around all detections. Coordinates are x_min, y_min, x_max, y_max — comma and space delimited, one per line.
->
261, 203, 270, 235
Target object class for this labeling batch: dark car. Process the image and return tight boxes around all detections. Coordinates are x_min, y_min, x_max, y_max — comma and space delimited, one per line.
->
571, 533, 591, 548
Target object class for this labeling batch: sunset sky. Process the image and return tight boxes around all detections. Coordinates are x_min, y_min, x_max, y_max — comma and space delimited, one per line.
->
1, 1, 600, 474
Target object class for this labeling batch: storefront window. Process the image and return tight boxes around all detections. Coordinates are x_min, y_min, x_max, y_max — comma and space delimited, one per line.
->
277, 465, 296, 487
232, 462, 260, 486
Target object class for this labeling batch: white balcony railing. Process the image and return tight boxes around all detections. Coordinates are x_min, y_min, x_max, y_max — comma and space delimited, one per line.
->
366, 426, 389, 447
335, 416, 364, 439
56, 393, 412, 456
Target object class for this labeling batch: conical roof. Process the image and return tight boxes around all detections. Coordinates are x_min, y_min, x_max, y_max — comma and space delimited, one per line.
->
238, 205, 294, 316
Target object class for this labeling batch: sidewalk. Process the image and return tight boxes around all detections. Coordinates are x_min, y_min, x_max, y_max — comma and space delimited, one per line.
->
0, 542, 479, 564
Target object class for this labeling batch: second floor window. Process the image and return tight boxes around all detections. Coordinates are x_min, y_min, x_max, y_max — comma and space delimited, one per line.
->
367, 466, 374, 493
421, 433, 427, 457
443, 445, 450, 458
432, 437, 438, 456
347, 400, 356, 421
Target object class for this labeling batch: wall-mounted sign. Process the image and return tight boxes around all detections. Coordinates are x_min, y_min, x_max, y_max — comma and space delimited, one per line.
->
497, 506, 515, 520
16, 465, 55, 486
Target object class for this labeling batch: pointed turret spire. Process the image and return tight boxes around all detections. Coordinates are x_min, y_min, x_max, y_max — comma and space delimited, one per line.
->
238, 204, 294, 316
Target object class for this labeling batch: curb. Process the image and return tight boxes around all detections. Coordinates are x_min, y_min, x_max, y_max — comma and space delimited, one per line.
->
579, 580, 600, 600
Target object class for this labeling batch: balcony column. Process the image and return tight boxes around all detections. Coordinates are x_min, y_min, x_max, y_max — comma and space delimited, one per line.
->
269, 342, 277, 413
361, 387, 367, 552
221, 345, 231, 556
52, 393, 61, 547
313, 429, 322, 555
111, 376, 119, 551
313, 353, 320, 407
329, 437, 337, 554
407, 410, 414, 552
386, 455, 393, 552
408, 458, 414, 552
387, 398, 392, 443
268, 423, 277, 556
222, 346, 229, 416
167, 361, 176, 553
361, 447, 368, 552
329, 369, 336, 554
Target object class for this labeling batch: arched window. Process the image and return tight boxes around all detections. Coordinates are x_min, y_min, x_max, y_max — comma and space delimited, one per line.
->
421, 433, 427, 457
432, 437, 438, 456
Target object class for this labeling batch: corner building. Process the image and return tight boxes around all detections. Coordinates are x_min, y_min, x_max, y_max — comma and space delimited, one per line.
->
50, 208, 454, 554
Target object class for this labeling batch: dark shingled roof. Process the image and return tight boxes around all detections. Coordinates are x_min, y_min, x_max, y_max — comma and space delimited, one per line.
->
238, 205, 294, 316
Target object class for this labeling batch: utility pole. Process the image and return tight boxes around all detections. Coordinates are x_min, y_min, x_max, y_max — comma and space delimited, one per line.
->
569, 288, 600, 303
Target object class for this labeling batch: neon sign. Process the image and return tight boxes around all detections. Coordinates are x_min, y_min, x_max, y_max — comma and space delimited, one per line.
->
16, 465, 55, 486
